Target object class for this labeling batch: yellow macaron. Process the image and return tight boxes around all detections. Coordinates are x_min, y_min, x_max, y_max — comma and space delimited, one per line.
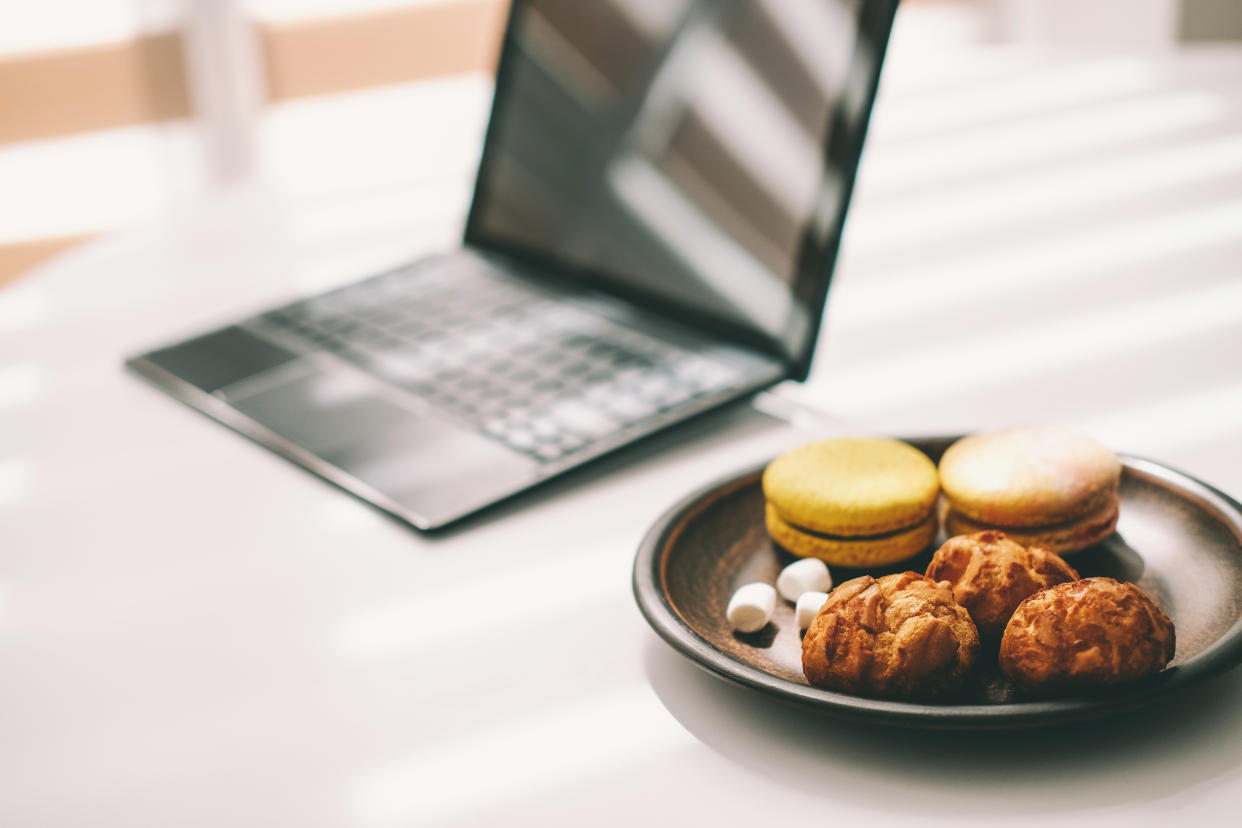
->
762, 437, 940, 567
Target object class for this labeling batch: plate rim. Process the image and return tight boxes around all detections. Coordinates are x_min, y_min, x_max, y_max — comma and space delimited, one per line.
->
632, 440, 1242, 729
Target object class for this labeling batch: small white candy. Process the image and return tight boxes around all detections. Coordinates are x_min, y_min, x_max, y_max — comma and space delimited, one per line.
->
776, 558, 832, 602
795, 591, 830, 630
726, 582, 776, 633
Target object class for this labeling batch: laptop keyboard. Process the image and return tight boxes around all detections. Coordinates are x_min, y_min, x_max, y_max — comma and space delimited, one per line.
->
253, 259, 739, 462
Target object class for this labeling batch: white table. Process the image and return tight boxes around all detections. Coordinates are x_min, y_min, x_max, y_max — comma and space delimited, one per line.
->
4, 47, 1242, 827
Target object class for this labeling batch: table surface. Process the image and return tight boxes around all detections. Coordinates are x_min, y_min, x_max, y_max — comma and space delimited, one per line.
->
5, 46, 1242, 827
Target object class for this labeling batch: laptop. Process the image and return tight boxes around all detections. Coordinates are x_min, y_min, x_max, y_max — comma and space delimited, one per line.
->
126, 0, 899, 530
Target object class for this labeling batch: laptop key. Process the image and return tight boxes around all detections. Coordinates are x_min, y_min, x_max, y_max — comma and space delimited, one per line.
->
483, 417, 510, 438
528, 417, 559, 440
503, 429, 538, 451
602, 394, 660, 422
532, 442, 564, 461
542, 399, 622, 439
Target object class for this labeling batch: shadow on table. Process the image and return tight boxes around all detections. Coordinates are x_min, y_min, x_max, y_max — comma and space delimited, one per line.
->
643, 634, 1242, 814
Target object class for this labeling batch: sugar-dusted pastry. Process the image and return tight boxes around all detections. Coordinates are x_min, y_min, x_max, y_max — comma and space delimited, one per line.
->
802, 572, 979, 698
926, 531, 1079, 638
763, 438, 939, 567
938, 426, 1121, 555
1000, 577, 1175, 693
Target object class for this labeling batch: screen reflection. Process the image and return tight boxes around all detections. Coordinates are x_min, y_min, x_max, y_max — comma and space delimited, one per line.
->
468, 0, 880, 364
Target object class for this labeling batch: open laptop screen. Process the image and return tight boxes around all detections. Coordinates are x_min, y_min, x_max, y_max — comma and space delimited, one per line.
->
465, 0, 896, 377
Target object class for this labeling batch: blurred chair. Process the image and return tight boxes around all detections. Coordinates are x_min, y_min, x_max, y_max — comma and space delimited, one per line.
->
0, 0, 508, 289
0, 23, 191, 286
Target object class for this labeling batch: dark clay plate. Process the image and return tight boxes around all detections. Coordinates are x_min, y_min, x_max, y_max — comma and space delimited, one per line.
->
633, 437, 1242, 729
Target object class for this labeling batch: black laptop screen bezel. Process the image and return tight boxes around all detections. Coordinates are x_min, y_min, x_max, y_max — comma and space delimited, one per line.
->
462, 0, 899, 381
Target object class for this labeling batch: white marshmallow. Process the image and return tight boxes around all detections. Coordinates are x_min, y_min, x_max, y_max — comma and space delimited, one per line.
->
726, 582, 776, 633
795, 591, 830, 630
776, 558, 832, 602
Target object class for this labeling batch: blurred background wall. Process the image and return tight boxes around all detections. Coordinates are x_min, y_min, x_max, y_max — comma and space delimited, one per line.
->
2, 0, 1240, 289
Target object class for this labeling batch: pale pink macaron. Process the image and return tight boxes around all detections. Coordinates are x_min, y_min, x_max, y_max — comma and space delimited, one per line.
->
938, 426, 1121, 555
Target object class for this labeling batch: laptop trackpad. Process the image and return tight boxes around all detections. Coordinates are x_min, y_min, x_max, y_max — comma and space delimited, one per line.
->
224, 364, 538, 528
